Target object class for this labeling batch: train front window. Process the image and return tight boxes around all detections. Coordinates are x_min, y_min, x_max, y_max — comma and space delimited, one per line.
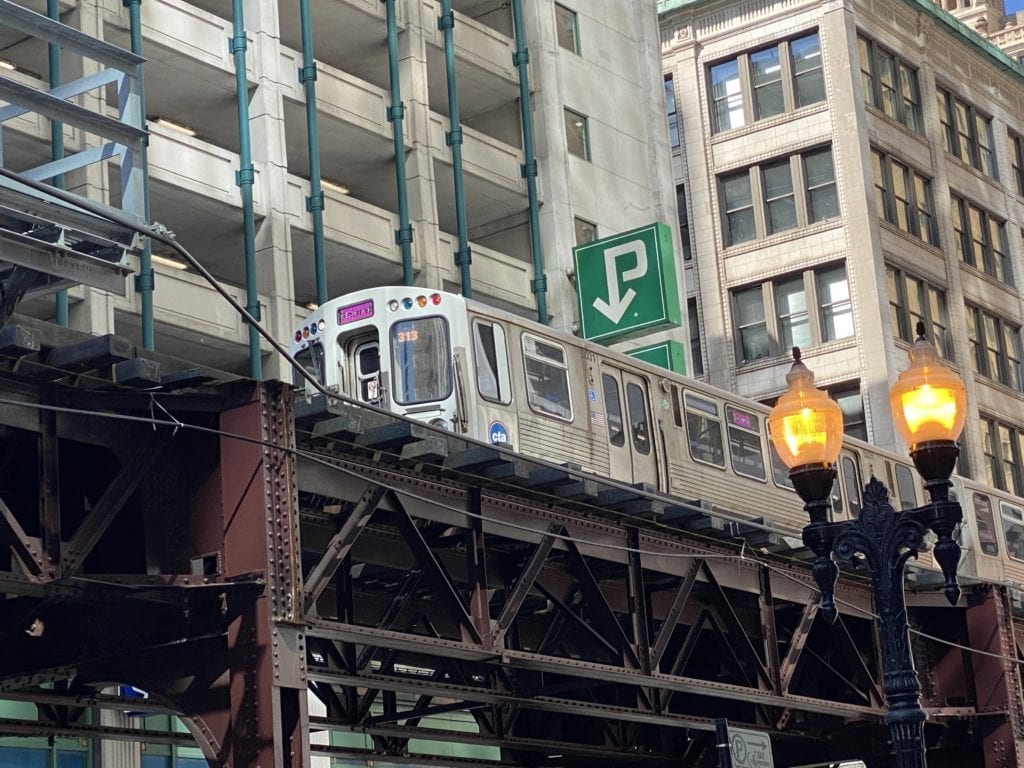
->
523, 334, 573, 421
293, 343, 324, 388
390, 317, 452, 405
726, 406, 765, 481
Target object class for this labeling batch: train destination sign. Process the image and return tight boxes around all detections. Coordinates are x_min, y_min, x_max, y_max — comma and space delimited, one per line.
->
573, 222, 681, 344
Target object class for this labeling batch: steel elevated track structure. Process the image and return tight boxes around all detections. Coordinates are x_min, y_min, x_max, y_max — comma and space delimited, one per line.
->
0, 318, 1018, 767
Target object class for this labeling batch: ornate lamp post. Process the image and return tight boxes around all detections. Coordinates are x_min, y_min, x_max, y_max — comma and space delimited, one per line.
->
768, 324, 966, 768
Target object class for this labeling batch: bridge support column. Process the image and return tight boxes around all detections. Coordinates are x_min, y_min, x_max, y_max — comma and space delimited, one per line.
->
966, 585, 1024, 768
190, 382, 308, 767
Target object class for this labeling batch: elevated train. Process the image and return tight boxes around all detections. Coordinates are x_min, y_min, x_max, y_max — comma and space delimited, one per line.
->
290, 286, 1023, 591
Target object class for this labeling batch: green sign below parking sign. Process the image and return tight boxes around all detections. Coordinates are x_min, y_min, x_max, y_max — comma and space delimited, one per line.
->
573, 222, 681, 344
627, 340, 686, 374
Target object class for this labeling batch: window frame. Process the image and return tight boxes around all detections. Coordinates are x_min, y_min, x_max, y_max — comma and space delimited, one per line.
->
870, 148, 937, 244
472, 318, 512, 405
683, 391, 726, 469
725, 405, 767, 482
574, 216, 597, 245
885, 264, 952, 359
665, 73, 680, 150
968, 306, 1023, 391
554, 4, 580, 55
1011, 131, 1024, 196
563, 108, 591, 161
950, 194, 1011, 283
718, 146, 838, 246
708, 31, 824, 133
858, 35, 922, 132
731, 263, 853, 363
937, 87, 997, 177
522, 333, 574, 422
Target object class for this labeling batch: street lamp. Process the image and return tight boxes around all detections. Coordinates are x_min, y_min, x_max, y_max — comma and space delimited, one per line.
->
768, 324, 966, 768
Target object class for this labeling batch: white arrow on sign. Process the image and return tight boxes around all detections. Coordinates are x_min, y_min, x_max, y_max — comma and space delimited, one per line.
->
592, 238, 649, 323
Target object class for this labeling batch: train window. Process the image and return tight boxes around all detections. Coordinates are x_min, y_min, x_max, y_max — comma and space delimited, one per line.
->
522, 334, 573, 421
683, 392, 725, 467
671, 385, 682, 428
768, 442, 795, 490
627, 383, 651, 455
974, 493, 999, 555
841, 455, 862, 517
390, 317, 453, 405
473, 320, 512, 404
1001, 502, 1024, 561
293, 342, 324, 388
602, 374, 625, 446
726, 406, 766, 481
894, 465, 918, 510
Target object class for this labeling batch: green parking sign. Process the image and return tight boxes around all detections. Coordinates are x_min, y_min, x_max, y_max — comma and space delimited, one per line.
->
573, 222, 681, 343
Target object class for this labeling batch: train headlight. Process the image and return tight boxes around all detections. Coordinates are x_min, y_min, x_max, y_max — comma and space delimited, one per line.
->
388, 300, 400, 311
429, 418, 449, 431
317, 319, 326, 331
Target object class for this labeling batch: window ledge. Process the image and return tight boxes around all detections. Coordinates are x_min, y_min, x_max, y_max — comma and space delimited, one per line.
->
877, 221, 943, 256
974, 375, 1024, 402
958, 261, 1018, 298
709, 102, 829, 146
722, 217, 843, 257
863, 105, 927, 148
943, 152, 1001, 190
735, 337, 858, 373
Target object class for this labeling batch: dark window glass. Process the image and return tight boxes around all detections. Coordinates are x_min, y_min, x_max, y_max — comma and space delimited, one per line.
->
523, 335, 572, 420
842, 455, 863, 517
602, 374, 625, 447
390, 317, 453, 405
684, 392, 725, 467
473, 320, 511, 404
895, 465, 918, 510
626, 382, 651, 455
726, 406, 766, 480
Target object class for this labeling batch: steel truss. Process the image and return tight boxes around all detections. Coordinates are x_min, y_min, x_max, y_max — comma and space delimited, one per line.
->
0, 330, 1017, 767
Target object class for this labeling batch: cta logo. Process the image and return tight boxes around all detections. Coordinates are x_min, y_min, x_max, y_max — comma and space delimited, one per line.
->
489, 421, 510, 446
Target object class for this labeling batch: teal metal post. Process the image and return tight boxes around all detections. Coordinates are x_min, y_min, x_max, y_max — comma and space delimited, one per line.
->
384, 0, 414, 286
438, 0, 471, 297
298, 0, 328, 305
511, 0, 547, 324
48, 0, 68, 326
124, 0, 154, 349
231, 0, 261, 378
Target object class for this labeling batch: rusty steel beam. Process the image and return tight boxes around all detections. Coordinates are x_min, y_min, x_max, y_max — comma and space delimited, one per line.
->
62, 442, 166, 574
491, 521, 559, 648
780, 597, 819, 692
302, 481, 387, 614
651, 558, 701, 669
0, 496, 44, 579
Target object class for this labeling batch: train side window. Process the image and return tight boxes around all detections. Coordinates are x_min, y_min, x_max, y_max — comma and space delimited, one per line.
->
831, 475, 843, 517
473, 320, 512, 404
602, 374, 625, 447
768, 442, 795, 491
626, 382, 651, 455
683, 392, 725, 467
522, 334, 573, 421
894, 465, 918, 510
726, 406, 766, 481
354, 340, 382, 404
842, 455, 862, 517
974, 493, 999, 555
1000, 502, 1024, 561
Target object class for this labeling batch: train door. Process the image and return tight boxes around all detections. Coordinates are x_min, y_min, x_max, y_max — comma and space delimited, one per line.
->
350, 335, 384, 405
600, 365, 658, 487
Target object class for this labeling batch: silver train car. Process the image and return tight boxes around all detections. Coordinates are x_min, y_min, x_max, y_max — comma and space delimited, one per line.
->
289, 286, 1024, 590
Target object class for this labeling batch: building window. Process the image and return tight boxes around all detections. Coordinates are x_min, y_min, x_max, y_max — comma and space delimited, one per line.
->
885, 264, 952, 359
828, 383, 868, 441
564, 108, 590, 160
574, 217, 597, 244
870, 148, 937, 244
967, 305, 1023, 391
937, 87, 996, 177
858, 35, 922, 132
665, 74, 680, 149
1012, 132, 1024, 196
708, 31, 824, 132
951, 195, 1011, 283
982, 416, 1024, 495
554, 4, 579, 55
687, 297, 704, 376
731, 263, 853, 362
676, 184, 692, 260
719, 146, 837, 245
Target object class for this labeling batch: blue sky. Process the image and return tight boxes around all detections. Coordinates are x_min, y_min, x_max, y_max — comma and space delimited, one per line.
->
1009, 0, 1024, 12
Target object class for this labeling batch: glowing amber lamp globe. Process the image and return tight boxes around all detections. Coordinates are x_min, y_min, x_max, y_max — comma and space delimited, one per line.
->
889, 328, 966, 451
768, 349, 844, 469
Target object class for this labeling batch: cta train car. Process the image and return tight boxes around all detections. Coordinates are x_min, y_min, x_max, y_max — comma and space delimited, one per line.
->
289, 286, 1024, 591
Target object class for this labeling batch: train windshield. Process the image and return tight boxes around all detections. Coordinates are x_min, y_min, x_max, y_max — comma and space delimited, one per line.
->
390, 317, 452, 404
293, 342, 325, 387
